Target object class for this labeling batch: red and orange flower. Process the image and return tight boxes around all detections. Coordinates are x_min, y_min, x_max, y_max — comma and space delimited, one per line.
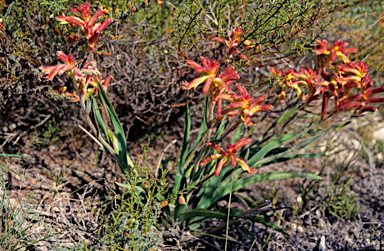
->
210, 26, 256, 61
314, 40, 357, 70
199, 138, 255, 177
56, 2, 113, 49
220, 84, 273, 126
182, 57, 239, 103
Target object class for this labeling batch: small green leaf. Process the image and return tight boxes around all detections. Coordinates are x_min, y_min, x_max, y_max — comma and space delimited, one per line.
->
115, 182, 145, 194
336, 120, 352, 130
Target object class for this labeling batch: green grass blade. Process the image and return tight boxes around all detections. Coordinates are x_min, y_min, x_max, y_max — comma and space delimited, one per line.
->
0, 154, 28, 158
0, 163, 26, 179
238, 226, 254, 242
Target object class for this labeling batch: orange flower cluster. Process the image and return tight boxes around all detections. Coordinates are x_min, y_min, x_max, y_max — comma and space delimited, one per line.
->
40, 2, 113, 102
270, 39, 384, 119
41, 51, 111, 101
56, 2, 112, 50
219, 84, 273, 126
182, 56, 273, 126
182, 30, 274, 177
182, 57, 239, 104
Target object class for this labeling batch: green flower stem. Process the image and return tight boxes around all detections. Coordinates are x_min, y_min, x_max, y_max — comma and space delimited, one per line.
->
80, 96, 97, 136
80, 96, 117, 158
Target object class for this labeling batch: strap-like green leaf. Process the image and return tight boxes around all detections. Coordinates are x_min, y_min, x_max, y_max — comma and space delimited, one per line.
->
239, 226, 254, 242
184, 107, 207, 179
174, 203, 188, 221
200, 171, 322, 208
295, 128, 331, 150
260, 153, 325, 166
214, 115, 227, 140
173, 104, 191, 196
196, 163, 232, 209
178, 104, 191, 174
256, 127, 333, 167
158, 156, 171, 180
277, 106, 300, 124
248, 132, 300, 167
249, 215, 287, 235
187, 106, 206, 158
231, 123, 244, 144
172, 174, 183, 196
336, 120, 352, 130
178, 209, 229, 223
97, 80, 130, 175
220, 167, 243, 186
